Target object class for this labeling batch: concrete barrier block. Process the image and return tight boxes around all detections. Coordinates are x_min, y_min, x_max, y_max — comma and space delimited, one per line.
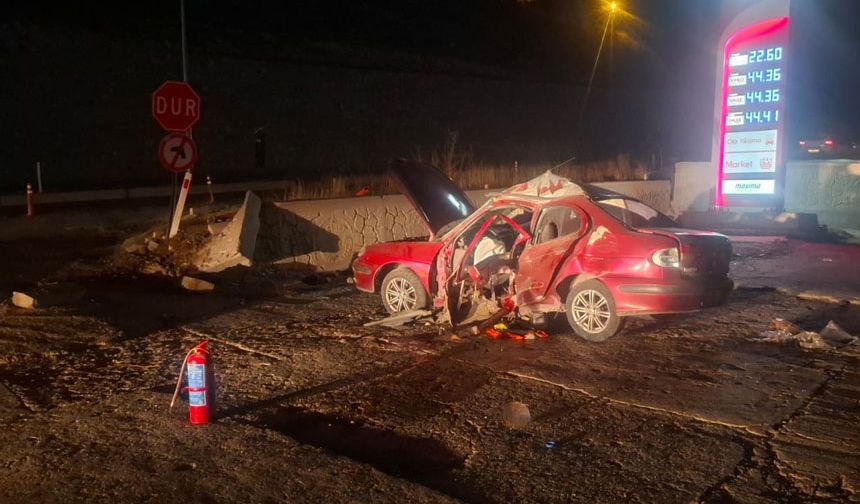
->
193, 191, 261, 272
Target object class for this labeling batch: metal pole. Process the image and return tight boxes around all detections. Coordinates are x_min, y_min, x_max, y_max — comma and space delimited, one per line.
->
181, 0, 188, 83
169, 0, 193, 238
35, 162, 42, 193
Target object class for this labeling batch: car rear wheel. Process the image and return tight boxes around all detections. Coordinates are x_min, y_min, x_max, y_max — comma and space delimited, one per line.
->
565, 280, 624, 342
380, 268, 428, 314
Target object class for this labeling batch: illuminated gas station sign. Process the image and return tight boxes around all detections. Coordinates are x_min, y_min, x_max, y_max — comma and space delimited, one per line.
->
715, 16, 789, 206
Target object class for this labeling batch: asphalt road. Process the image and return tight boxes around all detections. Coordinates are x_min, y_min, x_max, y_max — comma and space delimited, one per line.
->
0, 240, 858, 503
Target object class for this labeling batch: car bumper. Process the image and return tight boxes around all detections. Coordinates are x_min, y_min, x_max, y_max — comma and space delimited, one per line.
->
352, 259, 375, 293
606, 276, 734, 315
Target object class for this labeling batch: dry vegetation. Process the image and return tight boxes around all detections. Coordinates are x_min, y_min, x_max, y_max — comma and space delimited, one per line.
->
267, 130, 655, 201
275, 154, 651, 201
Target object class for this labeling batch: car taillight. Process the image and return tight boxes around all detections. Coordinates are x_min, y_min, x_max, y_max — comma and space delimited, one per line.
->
825, 139, 834, 146
651, 247, 680, 268
799, 140, 806, 145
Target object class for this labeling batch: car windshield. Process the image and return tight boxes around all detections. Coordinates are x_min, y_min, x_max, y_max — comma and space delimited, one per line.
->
595, 198, 677, 229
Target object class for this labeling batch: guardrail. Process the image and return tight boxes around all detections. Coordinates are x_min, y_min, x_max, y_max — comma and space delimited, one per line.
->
0, 180, 294, 207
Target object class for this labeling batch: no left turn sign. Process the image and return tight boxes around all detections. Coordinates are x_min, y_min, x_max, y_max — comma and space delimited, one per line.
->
158, 133, 198, 173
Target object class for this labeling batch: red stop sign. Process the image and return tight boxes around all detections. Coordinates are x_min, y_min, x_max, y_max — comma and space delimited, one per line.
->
151, 81, 201, 132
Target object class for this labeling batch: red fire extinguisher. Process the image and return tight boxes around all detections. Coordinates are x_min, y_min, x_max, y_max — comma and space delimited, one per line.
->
170, 340, 214, 425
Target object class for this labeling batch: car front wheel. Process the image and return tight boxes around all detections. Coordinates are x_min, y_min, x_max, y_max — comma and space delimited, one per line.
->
565, 279, 624, 342
380, 268, 428, 314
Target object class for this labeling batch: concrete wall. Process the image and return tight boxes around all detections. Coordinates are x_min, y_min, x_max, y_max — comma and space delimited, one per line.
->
258, 181, 671, 271
672, 162, 714, 215
672, 159, 860, 233
785, 160, 860, 233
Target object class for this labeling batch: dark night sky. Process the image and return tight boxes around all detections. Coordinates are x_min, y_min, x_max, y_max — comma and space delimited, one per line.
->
6, 0, 860, 143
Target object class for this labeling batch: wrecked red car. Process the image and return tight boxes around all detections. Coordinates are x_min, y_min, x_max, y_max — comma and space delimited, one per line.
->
352, 161, 733, 341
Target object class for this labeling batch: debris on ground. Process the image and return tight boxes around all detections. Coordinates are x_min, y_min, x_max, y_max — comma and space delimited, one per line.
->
770, 318, 802, 334
11, 291, 36, 309
145, 237, 160, 252
363, 309, 434, 328
820, 320, 857, 346
207, 220, 230, 236
181, 276, 216, 293
753, 318, 856, 350
752, 330, 831, 350
485, 322, 548, 341
501, 401, 531, 429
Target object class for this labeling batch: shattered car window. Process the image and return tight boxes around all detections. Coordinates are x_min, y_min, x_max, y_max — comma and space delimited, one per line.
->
533, 206, 582, 244
596, 198, 676, 229
457, 207, 531, 247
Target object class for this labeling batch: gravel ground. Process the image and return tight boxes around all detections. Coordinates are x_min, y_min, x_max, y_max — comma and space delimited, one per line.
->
0, 233, 858, 503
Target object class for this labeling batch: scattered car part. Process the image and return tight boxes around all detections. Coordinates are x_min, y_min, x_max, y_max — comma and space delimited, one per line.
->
363, 309, 434, 328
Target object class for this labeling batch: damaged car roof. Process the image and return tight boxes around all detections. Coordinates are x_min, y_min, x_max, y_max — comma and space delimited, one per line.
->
489, 170, 586, 201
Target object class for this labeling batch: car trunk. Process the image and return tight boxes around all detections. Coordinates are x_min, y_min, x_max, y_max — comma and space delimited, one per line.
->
641, 228, 732, 277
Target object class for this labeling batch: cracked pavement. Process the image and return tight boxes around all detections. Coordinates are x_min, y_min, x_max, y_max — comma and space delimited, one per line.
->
0, 237, 859, 502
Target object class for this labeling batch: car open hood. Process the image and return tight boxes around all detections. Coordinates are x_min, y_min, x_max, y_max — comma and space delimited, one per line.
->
389, 160, 476, 238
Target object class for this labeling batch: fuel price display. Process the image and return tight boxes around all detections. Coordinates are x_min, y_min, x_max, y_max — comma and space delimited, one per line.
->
717, 16, 789, 203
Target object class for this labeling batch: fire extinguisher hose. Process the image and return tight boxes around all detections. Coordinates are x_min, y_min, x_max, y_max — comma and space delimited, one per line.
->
169, 341, 208, 409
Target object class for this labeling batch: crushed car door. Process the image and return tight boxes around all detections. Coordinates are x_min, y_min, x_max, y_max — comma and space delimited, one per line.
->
515, 205, 585, 306
446, 209, 531, 325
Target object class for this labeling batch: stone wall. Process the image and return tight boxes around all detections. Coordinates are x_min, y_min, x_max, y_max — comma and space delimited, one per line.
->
258, 181, 671, 271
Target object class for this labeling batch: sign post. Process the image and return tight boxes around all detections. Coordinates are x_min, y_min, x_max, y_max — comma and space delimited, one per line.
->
152, 0, 199, 238
152, 80, 201, 238
711, 0, 790, 210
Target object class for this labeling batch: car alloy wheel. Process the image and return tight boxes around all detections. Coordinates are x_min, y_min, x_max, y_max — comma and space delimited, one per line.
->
380, 268, 428, 315
385, 277, 417, 312
570, 289, 611, 334
564, 279, 624, 342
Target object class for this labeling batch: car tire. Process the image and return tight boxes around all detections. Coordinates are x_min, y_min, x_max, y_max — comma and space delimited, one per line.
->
380, 268, 428, 314
564, 279, 624, 342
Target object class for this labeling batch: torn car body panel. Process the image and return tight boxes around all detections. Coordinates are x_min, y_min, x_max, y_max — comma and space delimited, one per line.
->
353, 166, 733, 335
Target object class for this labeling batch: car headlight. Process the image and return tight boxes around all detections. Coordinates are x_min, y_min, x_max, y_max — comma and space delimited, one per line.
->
651, 247, 680, 268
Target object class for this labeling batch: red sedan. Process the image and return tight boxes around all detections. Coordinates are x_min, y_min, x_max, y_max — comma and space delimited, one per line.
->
353, 161, 733, 341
